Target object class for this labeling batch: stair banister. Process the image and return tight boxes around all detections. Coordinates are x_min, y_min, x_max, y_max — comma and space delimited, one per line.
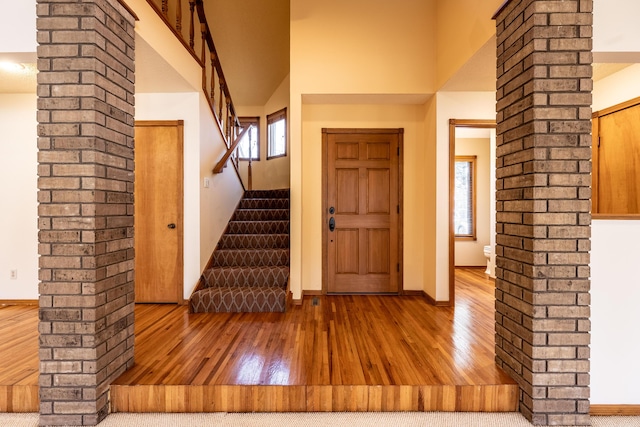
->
213, 125, 253, 174
144, 0, 245, 186
144, 0, 241, 142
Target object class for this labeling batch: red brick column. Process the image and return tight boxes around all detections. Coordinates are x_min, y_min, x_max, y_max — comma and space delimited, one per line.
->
494, 1, 592, 425
36, 0, 136, 425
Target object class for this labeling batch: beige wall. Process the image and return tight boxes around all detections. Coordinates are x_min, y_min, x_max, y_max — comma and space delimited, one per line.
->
301, 102, 431, 294
238, 74, 291, 190
291, 0, 437, 96
290, 0, 438, 299
435, 0, 503, 89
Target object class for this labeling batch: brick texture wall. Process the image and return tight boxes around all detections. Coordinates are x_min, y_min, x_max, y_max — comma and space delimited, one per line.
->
494, 1, 592, 425
36, 0, 136, 425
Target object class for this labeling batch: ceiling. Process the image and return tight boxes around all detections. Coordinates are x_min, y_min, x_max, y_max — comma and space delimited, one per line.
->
0, 52, 37, 93
203, 0, 290, 107
440, 35, 633, 91
0, 7, 633, 101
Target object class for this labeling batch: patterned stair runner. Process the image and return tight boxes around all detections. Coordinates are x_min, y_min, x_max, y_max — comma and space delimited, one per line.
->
190, 189, 290, 313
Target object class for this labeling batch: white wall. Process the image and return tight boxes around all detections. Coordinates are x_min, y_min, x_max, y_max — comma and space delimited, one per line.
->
591, 221, 640, 404
593, 64, 640, 111
590, 63, 640, 405
0, 0, 36, 54
197, 94, 243, 286
0, 94, 38, 299
454, 137, 490, 267
0, 0, 37, 299
593, 0, 640, 61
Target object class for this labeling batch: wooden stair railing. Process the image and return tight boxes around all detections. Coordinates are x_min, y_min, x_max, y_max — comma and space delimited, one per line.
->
213, 125, 253, 174
144, 0, 244, 181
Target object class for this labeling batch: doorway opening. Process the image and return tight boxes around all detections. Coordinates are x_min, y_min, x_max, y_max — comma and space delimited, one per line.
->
448, 119, 496, 305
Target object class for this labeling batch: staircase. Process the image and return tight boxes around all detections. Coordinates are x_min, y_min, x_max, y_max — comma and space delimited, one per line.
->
189, 189, 290, 313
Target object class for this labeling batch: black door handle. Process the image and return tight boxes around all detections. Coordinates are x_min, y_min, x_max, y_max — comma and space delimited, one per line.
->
167, 223, 176, 229
329, 217, 335, 232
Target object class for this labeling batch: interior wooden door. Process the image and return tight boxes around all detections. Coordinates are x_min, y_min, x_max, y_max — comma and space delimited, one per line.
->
134, 120, 184, 303
323, 129, 402, 294
595, 102, 640, 214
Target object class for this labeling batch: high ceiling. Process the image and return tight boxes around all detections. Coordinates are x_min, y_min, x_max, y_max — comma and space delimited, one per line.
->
0, 2, 632, 100
203, 0, 290, 107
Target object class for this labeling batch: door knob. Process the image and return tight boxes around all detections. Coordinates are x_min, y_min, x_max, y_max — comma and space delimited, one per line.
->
167, 223, 176, 229
329, 217, 335, 232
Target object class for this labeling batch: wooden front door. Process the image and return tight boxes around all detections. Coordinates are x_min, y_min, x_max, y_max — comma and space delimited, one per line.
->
322, 128, 402, 294
134, 120, 184, 303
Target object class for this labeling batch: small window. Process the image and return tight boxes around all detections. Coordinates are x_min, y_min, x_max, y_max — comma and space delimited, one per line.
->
454, 156, 476, 240
267, 108, 287, 159
237, 117, 259, 161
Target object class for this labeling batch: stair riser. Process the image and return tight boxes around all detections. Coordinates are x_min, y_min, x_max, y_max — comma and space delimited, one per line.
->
217, 234, 289, 250
226, 221, 289, 235
190, 189, 291, 314
212, 250, 290, 267
202, 266, 290, 288
232, 210, 289, 221
190, 286, 287, 313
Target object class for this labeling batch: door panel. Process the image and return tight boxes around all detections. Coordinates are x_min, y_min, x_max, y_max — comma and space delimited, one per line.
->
134, 121, 184, 303
324, 129, 402, 294
367, 169, 390, 213
336, 169, 359, 214
367, 229, 390, 274
596, 103, 640, 214
336, 229, 359, 274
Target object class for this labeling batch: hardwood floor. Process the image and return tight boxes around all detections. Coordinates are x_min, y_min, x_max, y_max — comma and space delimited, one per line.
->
111, 267, 516, 412
0, 268, 518, 413
0, 305, 39, 412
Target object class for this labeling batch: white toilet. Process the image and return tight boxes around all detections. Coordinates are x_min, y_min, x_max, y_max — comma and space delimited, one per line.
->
483, 245, 491, 275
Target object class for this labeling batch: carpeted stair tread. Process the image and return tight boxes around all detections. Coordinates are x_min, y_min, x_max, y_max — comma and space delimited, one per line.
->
226, 220, 289, 235
238, 198, 289, 210
190, 285, 287, 313
232, 209, 289, 221
217, 234, 289, 249
190, 188, 290, 313
202, 266, 290, 288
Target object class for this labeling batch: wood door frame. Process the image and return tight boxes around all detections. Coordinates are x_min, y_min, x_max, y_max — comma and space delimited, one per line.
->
321, 128, 404, 295
448, 119, 496, 306
134, 120, 185, 304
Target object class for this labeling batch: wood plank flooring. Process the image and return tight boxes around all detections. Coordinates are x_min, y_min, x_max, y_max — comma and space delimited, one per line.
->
111, 268, 517, 412
0, 305, 39, 412
0, 268, 518, 413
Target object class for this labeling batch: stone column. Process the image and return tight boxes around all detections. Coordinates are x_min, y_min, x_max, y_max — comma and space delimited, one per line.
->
494, 1, 592, 425
36, 0, 136, 425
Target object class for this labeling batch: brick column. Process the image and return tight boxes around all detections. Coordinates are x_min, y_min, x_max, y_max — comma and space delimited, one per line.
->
494, 1, 592, 425
37, 1, 136, 425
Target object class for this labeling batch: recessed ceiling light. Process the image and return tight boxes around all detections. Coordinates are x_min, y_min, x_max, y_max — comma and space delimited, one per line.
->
0, 61, 25, 72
